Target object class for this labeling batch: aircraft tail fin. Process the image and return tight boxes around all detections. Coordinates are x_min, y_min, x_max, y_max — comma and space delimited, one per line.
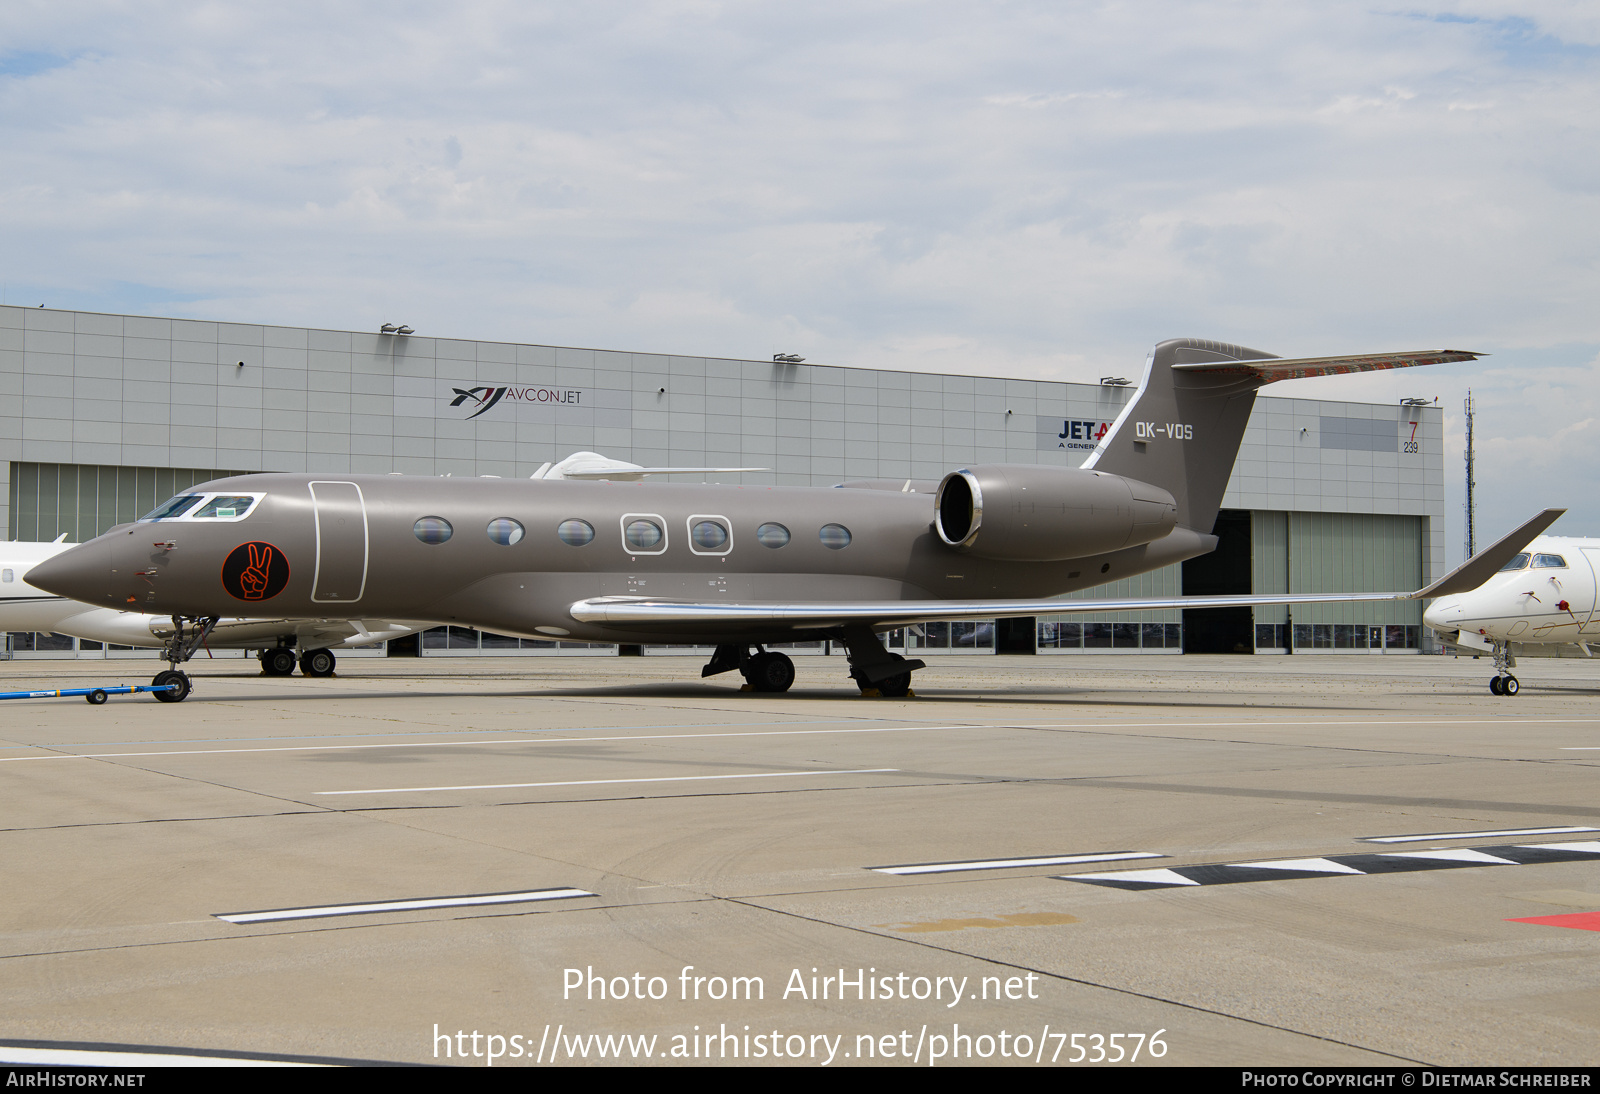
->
1083, 340, 1483, 535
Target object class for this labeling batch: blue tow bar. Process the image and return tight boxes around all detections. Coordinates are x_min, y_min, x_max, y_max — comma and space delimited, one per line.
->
0, 684, 179, 705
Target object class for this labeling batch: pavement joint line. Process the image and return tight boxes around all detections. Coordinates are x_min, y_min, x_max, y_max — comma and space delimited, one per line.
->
719, 895, 1429, 1066
8, 717, 1599, 762
0, 725, 985, 762
316, 767, 902, 795
0, 718, 879, 750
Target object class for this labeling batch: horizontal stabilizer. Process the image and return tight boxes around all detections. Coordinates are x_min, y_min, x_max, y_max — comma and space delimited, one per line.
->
1172, 348, 1484, 384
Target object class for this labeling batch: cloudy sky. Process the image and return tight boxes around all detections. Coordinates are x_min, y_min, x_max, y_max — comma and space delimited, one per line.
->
2, 2, 1596, 561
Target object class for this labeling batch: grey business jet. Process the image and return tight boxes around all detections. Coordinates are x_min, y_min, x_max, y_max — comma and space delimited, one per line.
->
28, 338, 1554, 702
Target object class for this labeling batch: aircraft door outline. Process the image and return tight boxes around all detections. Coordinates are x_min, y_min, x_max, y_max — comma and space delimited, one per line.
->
1578, 547, 1600, 635
309, 481, 369, 604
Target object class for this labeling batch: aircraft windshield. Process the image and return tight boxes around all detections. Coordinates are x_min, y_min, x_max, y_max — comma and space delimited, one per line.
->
1533, 553, 1568, 569
140, 495, 203, 521
1498, 553, 1530, 572
139, 493, 260, 522
194, 495, 258, 519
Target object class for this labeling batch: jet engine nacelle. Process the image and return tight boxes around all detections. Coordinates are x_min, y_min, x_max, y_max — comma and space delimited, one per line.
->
933, 465, 1178, 561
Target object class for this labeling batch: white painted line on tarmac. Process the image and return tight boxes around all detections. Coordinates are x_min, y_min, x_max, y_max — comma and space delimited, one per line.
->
1067, 868, 1201, 887
1361, 826, 1599, 843
317, 767, 899, 796
1379, 848, 1520, 865
216, 886, 595, 924
1232, 858, 1364, 874
872, 851, 1164, 875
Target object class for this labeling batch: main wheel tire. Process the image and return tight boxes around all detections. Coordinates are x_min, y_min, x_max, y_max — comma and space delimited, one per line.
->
1490, 676, 1503, 695
744, 652, 795, 693
261, 648, 298, 676
300, 648, 336, 677
877, 671, 912, 698
1503, 675, 1519, 696
152, 670, 191, 703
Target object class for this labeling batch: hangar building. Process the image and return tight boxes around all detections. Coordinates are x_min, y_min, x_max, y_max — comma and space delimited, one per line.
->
1, 306, 1445, 659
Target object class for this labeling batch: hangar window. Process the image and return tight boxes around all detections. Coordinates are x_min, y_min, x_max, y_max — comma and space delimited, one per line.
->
140, 495, 203, 521
487, 518, 525, 546
624, 518, 665, 552
414, 517, 453, 544
819, 523, 852, 550
1498, 553, 1530, 572
756, 522, 790, 548
1533, 554, 1568, 569
557, 519, 594, 546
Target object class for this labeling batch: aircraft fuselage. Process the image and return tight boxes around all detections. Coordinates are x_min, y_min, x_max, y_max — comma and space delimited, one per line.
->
34, 473, 1211, 646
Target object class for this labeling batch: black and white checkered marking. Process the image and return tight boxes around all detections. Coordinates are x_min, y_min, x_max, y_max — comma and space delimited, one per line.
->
1059, 841, 1600, 891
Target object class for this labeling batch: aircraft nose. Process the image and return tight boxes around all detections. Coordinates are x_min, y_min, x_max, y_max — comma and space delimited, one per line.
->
26, 538, 120, 604
1422, 596, 1462, 631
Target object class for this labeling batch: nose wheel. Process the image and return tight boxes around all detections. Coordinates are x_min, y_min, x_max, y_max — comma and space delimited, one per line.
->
152, 669, 192, 703
1490, 674, 1520, 696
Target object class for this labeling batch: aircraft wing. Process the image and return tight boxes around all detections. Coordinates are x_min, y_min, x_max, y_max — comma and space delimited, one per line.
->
569, 508, 1563, 633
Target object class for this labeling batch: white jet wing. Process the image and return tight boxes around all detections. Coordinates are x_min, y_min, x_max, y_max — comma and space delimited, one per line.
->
569, 509, 1563, 632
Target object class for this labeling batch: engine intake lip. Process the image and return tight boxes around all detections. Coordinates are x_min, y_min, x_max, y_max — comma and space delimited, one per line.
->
935, 469, 983, 548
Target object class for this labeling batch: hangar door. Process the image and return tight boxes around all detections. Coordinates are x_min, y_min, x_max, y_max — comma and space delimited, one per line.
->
1182, 509, 1254, 654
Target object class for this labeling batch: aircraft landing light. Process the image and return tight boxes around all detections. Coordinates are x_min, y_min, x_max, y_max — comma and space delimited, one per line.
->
1507, 911, 1600, 933
871, 851, 1164, 875
316, 767, 900, 796
1361, 826, 1600, 843
215, 887, 596, 924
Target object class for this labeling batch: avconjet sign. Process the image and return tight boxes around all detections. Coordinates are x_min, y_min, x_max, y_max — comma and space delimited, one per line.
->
447, 384, 587, 419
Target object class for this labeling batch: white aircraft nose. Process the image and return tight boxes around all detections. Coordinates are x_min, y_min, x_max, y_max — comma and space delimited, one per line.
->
1423, 596, 1463, 631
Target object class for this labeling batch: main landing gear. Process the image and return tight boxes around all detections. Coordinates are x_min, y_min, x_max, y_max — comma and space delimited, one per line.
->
258, 647, 337, 677
839, 628, 925, 698
153, 615, 219, 703
1487, 640, 1520, 697
702, 644, 796, 692
699, 630, 928, 697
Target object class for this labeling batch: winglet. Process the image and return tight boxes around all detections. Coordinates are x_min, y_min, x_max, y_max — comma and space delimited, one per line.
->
1409, 509, 1566, 600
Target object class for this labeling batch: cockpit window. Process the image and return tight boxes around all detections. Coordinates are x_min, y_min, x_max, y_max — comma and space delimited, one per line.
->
140, 495, 203, 521
141, 493, 260, 521
1533, 553, 1568, 569
1497, 553, 1530, 572
194, 495, 258, 519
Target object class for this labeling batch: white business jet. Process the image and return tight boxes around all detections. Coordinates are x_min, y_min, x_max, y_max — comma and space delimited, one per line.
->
1424, 534, 1600, 695
1, 538, 430, 676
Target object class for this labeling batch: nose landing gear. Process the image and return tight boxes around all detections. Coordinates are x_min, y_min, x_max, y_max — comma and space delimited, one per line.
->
1488, 641, 1520, 697
152, 615, 219, 703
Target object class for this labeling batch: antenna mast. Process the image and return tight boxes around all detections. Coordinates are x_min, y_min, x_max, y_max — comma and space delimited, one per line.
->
1463, 389, 1476, 559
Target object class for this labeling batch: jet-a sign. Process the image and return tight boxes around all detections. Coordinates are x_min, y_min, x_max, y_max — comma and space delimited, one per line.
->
1039, 418, 1116, 452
